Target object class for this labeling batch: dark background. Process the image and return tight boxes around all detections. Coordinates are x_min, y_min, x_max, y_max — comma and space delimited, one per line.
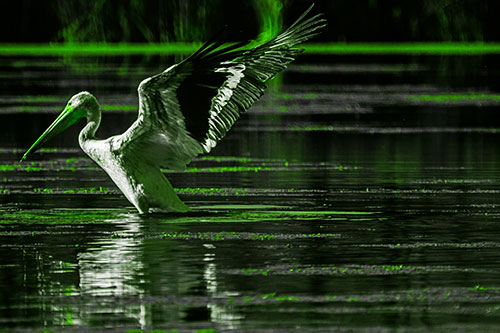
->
0, 0, 498, 43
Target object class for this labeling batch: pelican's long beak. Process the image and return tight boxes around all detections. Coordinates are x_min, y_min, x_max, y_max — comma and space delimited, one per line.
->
21, 105, 86, 161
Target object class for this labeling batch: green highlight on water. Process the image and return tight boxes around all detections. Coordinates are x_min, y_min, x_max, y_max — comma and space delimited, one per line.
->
409, 93, 500, 103
303, 43, 500, 55
4, 43, 500, 55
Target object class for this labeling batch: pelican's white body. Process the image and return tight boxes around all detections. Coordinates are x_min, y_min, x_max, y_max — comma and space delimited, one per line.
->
79, 134, 189, 214
78, 111, 190, 214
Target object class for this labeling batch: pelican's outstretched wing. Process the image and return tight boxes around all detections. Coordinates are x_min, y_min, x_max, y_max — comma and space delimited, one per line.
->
114, 4, 326, 170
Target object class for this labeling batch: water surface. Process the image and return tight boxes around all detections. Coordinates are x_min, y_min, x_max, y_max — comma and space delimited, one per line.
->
1, 52, 500, 331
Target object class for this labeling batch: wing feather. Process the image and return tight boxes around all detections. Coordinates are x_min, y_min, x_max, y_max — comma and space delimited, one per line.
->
113, 4, 326, 169
200, 7, 326, 151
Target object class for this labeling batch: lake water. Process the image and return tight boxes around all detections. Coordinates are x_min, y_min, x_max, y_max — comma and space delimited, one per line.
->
1, 51, 500, 331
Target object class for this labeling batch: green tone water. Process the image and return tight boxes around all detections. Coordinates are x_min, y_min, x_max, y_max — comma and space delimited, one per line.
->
1, 48, 500, 330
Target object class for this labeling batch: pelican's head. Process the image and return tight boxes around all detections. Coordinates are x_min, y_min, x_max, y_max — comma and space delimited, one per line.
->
21, 91, 99, 161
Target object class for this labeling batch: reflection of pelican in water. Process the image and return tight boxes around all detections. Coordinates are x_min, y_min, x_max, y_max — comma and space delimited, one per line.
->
77, 214, 146, 327
21, 5, 325, 213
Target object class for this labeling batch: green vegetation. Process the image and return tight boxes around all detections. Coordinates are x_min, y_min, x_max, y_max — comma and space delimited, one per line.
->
0, 209, 116, 224
199, 156, 281, 164
6, 186, 112, 195
0, 164, 22, 171
195, 204, 289, 210
260, 292, 299, 302
472, 285, 500, 291
183, 166, 271, 173
235, 264, 465, 277
33, 188, 53, 194
0, 163, 43, 172
284, 210, 376, 215
100, 104, 137, 112
62, 187, 109, 194
0, 43, 200, 55
175, 187, 227, 195
254, 0, 283, 44
3, 43, 500, 56
303, 43, 500, 55
39, 148, 59, 153
1, 159, 99, 173
409, 93, 500, 103
261, 292, 276, 299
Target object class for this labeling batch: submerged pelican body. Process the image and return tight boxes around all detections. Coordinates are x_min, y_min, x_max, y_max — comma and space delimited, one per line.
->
21, 5, 326, 213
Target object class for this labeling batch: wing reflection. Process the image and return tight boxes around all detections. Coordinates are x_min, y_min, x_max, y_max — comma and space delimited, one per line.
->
76, 214, 146, 328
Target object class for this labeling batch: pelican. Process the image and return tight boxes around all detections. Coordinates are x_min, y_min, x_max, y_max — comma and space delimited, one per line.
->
20, 5, 326, 213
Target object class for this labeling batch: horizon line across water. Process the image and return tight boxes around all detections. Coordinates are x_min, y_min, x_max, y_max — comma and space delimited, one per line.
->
2, 42, 500, 55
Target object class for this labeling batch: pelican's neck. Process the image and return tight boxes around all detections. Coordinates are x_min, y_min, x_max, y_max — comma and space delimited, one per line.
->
78, 99, 101, 144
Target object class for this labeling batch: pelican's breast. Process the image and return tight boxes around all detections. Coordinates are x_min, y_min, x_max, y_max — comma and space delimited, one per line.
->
80, 138, 142, 206
79, 137, 179, 213
80, 138, 127, 190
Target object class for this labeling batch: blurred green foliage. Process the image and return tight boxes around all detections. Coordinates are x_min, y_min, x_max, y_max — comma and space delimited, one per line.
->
0, 0, 494, 42
53, 0, 260, 43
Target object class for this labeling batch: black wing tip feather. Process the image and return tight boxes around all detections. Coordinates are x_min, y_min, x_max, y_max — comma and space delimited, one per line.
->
281, 7, 327, 45
288, 3, 316, 30
182, 3, 325, 67
179, 26, 254, 67
245, 3, 325, 56
173, 3, 326, 150
180, 25, 228, 64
